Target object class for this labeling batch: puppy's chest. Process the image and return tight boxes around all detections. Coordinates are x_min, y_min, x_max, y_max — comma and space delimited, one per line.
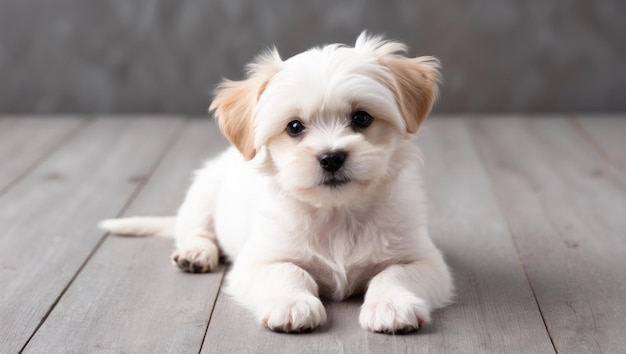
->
299, 256, 387, 301
293, 226, 395, 301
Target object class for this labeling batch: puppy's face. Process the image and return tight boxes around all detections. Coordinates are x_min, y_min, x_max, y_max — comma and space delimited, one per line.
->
211, 34, 440, 207
260, 69, 404, 207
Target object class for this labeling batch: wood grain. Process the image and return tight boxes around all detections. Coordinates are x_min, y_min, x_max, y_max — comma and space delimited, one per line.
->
201, 117, 555, 353
571, 115, 626, 180
469, 116, 626, 353
0, 116, 88, 196
4, 115, 625, 353
0, 117, 184, 352
24, 119, 231, 353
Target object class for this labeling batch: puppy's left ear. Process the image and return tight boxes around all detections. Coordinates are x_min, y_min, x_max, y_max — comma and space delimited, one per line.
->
210, 49, 282, 160
380, 56, 440, 134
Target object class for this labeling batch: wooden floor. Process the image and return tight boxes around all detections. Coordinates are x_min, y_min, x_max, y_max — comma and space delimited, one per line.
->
1, 115, 625, 353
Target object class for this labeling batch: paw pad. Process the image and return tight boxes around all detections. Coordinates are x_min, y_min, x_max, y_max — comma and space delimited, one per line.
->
171, 245, 218, 273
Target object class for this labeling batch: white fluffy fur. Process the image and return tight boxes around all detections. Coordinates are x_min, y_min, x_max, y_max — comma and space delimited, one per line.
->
100, 33, 453, 334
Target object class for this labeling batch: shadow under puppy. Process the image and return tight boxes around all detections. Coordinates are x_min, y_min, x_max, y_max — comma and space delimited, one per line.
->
100, 33, 453, 334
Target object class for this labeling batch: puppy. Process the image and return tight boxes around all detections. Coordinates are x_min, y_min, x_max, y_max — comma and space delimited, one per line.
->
100, 33, 453, 334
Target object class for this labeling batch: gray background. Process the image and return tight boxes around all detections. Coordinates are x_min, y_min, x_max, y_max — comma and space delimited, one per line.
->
1, 0, 624, 115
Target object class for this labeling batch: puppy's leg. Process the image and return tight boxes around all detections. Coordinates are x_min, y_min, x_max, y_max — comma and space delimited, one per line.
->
171, 168, 221, 273
360, 233, 453, 333
228, 262, 327, 333
172, 216, 219, 273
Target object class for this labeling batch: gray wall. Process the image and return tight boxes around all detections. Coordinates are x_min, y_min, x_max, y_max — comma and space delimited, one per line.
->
1, 0, 625, 115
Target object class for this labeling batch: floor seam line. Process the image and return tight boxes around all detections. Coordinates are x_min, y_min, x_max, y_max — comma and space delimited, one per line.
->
464, 116, 558, 354
0, 116, 94, 198
566, 113, 626, 183
18, 117, 189, 353
198, 268, 228, 354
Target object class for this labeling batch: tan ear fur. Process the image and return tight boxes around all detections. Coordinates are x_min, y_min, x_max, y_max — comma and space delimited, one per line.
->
380, 56, 440, 134
209, 77, 266, 160
209, 50, 281, 160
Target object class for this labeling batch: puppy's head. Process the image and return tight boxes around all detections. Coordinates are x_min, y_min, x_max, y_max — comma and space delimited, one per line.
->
210, 33, 440, 207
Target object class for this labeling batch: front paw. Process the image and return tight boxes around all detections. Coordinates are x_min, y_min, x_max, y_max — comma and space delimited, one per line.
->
171, 241, 219, 273
359, 294, 430, 334
259, 293, 327, 333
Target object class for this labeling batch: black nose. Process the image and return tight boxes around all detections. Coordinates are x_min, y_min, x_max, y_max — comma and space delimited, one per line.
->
318, 151, 347, 173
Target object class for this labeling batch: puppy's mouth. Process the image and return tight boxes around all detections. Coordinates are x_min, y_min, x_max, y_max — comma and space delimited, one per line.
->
321, 174, 351, 188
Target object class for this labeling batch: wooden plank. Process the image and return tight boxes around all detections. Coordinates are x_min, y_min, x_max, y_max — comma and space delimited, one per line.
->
0, 116, 88, 195
571, 115, 626, 179
469, 116, 626, 353
201, 117, 554, 353
420, 118, 554, 353
24, 119, 230, 353
0, 117, 184, 353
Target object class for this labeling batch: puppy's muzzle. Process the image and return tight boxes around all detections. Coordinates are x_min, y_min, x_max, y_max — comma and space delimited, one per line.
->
318, 150, 347, 173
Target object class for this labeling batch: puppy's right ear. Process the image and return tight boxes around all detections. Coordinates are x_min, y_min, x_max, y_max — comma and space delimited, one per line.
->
210, 49, 282, 160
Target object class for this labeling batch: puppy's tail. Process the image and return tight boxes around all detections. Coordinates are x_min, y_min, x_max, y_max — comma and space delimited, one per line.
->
98, 216, 176, 238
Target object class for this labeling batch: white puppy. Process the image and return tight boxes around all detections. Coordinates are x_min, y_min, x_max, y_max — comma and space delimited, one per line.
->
100, 33, 453, 334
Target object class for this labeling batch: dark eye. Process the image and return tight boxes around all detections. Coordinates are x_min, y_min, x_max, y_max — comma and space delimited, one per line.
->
351, 111, 374, 129
286, 120, 305, 137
